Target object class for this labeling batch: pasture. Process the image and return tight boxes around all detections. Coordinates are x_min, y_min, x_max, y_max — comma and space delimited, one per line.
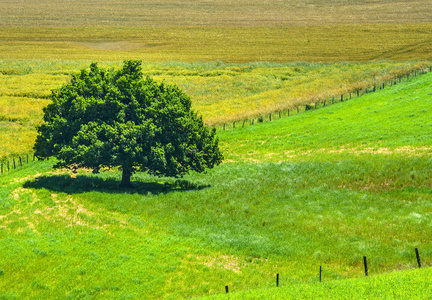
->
0, 71, 431, 299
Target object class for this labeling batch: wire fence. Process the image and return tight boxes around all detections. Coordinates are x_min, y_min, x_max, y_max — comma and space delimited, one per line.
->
223, 247, 427, 294
0, 153, 39, 175
217, 65, 432, 131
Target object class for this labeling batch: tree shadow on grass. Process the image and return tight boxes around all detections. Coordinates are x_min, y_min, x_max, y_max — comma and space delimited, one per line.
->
23, 174, 210, 195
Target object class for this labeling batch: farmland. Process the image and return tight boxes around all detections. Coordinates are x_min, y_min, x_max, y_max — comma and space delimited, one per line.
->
0, 60, 429, 159
1, 70, 432, 299
1, 0, 432, 299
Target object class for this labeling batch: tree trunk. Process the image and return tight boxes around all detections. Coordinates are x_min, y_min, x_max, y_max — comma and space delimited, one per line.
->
120, 168, 133, 188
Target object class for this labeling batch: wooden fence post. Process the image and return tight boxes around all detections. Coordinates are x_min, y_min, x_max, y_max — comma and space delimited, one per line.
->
225, 286, 229, 293
19, 156, 22, 167
341, 94, 343, 102
363, 256, 368, 276
233, 121, 235, 128
288, 109, 290, 116
276, 273, 279, 287
269, 113, 272, 121
13, 158, 16, 169
415, 248, 421, 268
320, 266, 322, 282
223, 123, 225, 131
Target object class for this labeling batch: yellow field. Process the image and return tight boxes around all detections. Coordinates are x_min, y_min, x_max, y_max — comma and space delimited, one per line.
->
1, 0, 431, 27
1, 25, 432, 62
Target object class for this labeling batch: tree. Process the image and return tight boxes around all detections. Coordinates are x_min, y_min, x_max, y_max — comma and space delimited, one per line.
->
34, 60, 223, 187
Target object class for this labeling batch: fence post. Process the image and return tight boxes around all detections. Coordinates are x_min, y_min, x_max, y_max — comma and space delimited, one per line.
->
288, 109, 290, 116
27, 154, 29, 164
223, 123, 225, 131
297, 107, 299, 113
357, 90, 359, 97
13, 158, 16, 169
279, 111, 281, 118
1, 162, 2, 174
7, 160, 9, 172
276, 273, 279, 287
233, 121, 235, 128
363, 256, 368, 276
225, 286, 229, 293
269, 113, 272, 121
320, 266, 322, 282
415, 248, 421, 268
341, 94, 343, 102
19, 156, 22, 167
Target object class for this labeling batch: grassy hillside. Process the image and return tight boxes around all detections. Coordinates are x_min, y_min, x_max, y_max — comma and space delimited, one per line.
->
204, 267, 432, 299
0, 60, 428, 159
0, 66, 431, 299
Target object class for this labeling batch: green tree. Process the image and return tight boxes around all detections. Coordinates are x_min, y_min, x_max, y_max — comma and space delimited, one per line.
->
34, 60, 223, 187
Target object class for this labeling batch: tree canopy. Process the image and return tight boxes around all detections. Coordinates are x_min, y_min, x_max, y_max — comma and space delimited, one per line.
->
34, 60, 223, 187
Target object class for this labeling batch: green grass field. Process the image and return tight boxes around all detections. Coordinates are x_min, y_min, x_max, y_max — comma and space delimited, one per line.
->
1, 70, 431, 299
204, 267, 432, 299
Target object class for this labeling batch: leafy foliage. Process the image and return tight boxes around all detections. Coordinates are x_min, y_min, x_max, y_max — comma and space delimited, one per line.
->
34, 60, 223, 186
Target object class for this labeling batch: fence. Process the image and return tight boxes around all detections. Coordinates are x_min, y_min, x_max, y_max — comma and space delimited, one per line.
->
223, 247, 426, 294
0, 153, 38, 175
218, 65, 432, 132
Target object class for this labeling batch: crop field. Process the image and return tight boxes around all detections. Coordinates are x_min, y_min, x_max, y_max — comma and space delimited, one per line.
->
0, 0, 432, 63
1, 25, 432, 63
0, 70, 432, 299
1, 0, 432, 27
